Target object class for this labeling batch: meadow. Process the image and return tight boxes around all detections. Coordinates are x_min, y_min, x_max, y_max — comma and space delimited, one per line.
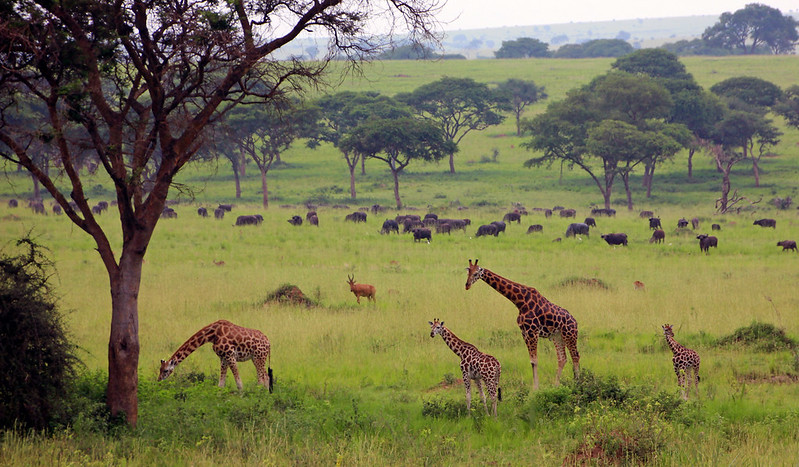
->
1, 55, 799, 465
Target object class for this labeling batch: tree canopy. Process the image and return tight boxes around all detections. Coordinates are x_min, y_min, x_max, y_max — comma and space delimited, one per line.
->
494, 37, 551, 58
552, 39, 634, 59
702, 3, 799, 54
495, 79, 547, 136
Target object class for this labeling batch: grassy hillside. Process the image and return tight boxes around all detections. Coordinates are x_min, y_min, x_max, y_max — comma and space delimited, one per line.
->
1, 55, 798, 465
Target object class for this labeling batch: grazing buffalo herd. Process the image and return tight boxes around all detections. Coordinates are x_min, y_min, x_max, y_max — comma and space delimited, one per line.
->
5, 199, 795, 255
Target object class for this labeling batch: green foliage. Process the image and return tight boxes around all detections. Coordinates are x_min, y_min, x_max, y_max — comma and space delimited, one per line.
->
0, 238, 79, 431
494, 37, 550, 58
553, 39, 634, 58
715, 321, 797, 352
702, 4, 799, 54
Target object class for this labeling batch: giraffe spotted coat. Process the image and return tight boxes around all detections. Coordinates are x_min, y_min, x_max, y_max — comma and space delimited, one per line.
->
662, 324, 700, 400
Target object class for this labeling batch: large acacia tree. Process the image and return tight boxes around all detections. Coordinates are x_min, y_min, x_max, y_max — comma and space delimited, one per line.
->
702, 3, 799, 54
0, 0, 442, 426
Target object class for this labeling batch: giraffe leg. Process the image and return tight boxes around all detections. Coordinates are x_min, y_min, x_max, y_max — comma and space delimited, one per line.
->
474, 378, 489, 414
254, 358, 267, 387
486, 380, 498, 416
552, 333, 567, 385
523, 333, 540, 390
228, 357, 243, 391
462, 373, 472, 411
219, 359, 229, 388
566, 335, 581, 380
676, 368, 687, 400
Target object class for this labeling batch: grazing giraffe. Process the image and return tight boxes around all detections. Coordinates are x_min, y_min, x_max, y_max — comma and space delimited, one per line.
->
465, 259, 580, 390
662, 324, 700, 400
429, 319, 502, 416
158, 320, 273, 392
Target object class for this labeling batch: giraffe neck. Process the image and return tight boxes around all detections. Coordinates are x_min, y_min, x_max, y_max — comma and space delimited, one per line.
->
481, 268, 544, 310
438, 327, 475, 359
168, 322, 220, 365
665, 335, 684, 355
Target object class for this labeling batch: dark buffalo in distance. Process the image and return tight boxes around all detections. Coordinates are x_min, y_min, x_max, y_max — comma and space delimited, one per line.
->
403, 218, 423, 233
218, 204, 233, 212
491, 221, 506, 234
503, 211, 522, 223
236, 215, 262, 226
381, 219, 400, 234
601, 233, 628, 246
396, 214, 421, 224
565, 223, 590, 238
412, 228, 432, 243
161, 207, 177, 219
307, 214, 319, 227
214, 208, 225, 220
527, 224, 543, 234
436, 223, 452, 234
371, 204, 387, 214
439, 218, 469, 232
198, 207, 208, 217
475, 224, 498, 237
591, 208, 616, 217
31, 201, 45, 215
424, 213, 438, 221
97, 201, 109, 211
345, 211, 367, 223
753, 218, 776, 228
648, 217, 662, 230
777, 240, 797, 252
712, 224, 721, 231
650, 229, 665, 244
584, 217, 596, 228
697, 234, 718, 253
52, 205, 62, 215
559, 208, 576, 218
306, 211, 317, 221
8, 199, 18, 208
639, 210, 654, 219
677, 218, 689, 228
287, 215, 303, 226
91, 205, 103, 215
691, 218, 700, 229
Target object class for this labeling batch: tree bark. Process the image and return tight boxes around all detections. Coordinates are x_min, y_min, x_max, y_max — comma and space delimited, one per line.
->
392, 168, 402, 209
448, 153, 455, 174
232, 160, 242, 199
349, 164, 357, 200
752, 159, 761, 187
261, 168, 269, 208
687, 147, 695, 179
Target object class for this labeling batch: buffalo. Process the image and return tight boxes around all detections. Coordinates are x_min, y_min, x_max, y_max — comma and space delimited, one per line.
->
691, 218, 700, 229
345, 211, 367, 223
7, 199, 18, 208
565, 223, 590, 238
475, 224, 498, 237
161, 207, 177, 219
639, 210, 654, 219
218, 204, 233, 212
236, 215, 262, 226
591, 208, 616, 217
601, 233, 628, 246
403, 218, 423, 233
559, 208, 576, 218
753, 218, 776, 228
777, 240, 797, 252
503, 211, 522, 224
677, 218, 689, 228
491, 221, 506, 234
648, 217, 662, 230
697, 234, 718, 253
584, 217, 596, 228
198, 207, 208, 217
287, 215, 303, 226
412, 228, 432, 243
214, 208, 225, 220
527, 224, 543, 234
436, 223, 452, 234
711, 224, 721, 231
381, 219, 400, 234
649, 229, 665, 244
52, 205, 62, 215
307, 214, 319, 227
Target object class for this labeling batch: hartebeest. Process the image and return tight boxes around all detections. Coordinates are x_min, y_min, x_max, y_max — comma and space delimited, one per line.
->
347, 275, 376, 304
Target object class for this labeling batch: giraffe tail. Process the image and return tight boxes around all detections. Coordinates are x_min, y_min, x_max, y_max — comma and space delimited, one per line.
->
497, 387, 502, 402
267, 367, 274, 393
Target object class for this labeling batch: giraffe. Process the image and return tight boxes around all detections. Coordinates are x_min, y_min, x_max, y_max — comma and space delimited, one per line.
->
429, 318, 502, 416
465, 259, 580, 390
158, 320, 273, 392
662, 324, 700, 400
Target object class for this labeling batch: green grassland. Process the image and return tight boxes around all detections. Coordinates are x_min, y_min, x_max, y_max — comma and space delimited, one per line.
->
1, 55, 799, 465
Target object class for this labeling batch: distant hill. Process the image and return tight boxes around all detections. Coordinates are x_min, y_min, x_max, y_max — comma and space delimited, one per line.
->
441, 15, 719, 59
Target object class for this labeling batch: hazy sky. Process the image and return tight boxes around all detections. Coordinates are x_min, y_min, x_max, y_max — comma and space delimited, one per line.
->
439, 0, 799, 30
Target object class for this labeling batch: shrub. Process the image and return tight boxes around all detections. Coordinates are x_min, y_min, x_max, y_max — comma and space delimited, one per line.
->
715, 321, 797, 352
0, 238, 80, 430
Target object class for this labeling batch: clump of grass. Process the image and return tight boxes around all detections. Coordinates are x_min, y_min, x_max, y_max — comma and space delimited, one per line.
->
557, 276, 610, 290
263, 283, 319, 307
715, 321, 797, 352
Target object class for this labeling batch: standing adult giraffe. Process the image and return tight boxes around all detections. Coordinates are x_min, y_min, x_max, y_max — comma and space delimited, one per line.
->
464, 259, 580, 390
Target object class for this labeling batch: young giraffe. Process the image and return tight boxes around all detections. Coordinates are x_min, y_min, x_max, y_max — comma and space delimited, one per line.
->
429, 319, 502, 416
662, 324, 700, 400
158, 320, 273, 392
465, 259, 580, 390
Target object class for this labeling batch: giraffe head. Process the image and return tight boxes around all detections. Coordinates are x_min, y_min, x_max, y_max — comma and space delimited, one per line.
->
465, 259, 483, 290
662, 324, 674, 338
158, 359, 177, 381
429, 319, 445, 338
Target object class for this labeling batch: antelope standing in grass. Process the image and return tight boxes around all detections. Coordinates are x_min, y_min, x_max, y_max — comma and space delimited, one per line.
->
347, 275, 376, 304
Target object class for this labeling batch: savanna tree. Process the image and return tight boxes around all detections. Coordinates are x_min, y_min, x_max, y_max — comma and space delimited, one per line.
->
495, 79, 547, 136
0, 0, 443, 426
702, 3, 799, 54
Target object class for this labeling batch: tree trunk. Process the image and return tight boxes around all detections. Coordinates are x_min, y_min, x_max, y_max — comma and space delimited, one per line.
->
391, 168, 402, 209
687, 147, 695, 179
752, 159, 760, 187
622, 173, 634, 211
348, 164, 357, 200
106, 246, 144, 427
232, 161, 242, 199
646, 166, 655, 198
31, 173, 41, 201
261, 168, 269, 208
718, 168, 731, 213
448, 153, 455, 174
515, 112, 522, 137
361, 155, 366, 176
